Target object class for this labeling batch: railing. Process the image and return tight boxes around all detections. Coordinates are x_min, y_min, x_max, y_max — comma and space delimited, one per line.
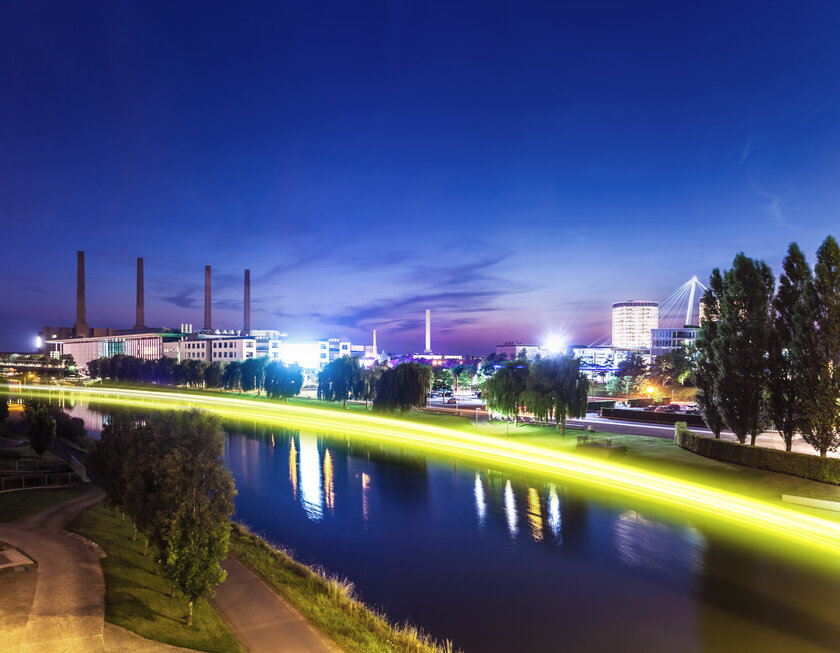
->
0, 472, 84, 492
69, 455, 89, 482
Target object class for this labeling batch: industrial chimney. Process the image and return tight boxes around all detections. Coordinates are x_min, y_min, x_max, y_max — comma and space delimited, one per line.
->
204, 265, 212, 330
134, 257, 145, 330
74, 251, 89, 337
244, 269, 251, 335
373, 329, 377, 356
425, 309, 431, 354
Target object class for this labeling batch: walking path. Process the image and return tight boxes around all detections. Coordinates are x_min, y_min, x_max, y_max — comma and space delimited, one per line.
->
214, 556, 337, 653
0, 487, 107, 653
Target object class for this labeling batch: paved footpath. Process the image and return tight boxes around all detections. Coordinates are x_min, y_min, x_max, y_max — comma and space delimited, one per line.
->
0, 487, 107, 653
214, 556, 338, 653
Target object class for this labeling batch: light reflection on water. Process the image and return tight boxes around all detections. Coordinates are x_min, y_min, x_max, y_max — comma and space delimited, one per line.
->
62, 402, 840, 653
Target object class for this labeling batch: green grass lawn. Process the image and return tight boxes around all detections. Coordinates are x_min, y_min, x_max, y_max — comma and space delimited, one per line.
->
0, 486, 89, 522
230, 524, 452, 653
70, 502, 242, 653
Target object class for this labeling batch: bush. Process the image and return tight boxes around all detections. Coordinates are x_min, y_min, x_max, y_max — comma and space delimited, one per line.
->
587, 401, 615, 411
601, 408, 706, 426
675, 422, 840, 485
628, 398, 655, 408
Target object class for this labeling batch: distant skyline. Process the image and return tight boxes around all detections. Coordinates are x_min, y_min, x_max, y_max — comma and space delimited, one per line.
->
2, 1, 840, 353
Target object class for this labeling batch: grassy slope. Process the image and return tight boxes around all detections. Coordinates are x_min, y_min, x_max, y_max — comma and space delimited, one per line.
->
0, 486, 89, 522
230, 524, 452, 653
70, 502, 242, 653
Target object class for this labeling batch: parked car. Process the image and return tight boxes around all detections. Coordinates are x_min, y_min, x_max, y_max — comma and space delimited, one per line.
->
666, 404, 683, 412
445, 398, 458, 404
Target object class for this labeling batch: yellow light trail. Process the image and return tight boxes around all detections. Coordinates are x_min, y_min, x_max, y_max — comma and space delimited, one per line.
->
13, 384, 840, 565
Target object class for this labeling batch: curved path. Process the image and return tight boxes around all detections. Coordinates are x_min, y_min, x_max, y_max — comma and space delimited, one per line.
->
0, 487, 107, 652
214, 556, 337, 653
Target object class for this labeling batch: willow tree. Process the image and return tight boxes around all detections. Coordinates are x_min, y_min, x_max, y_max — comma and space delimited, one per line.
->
799, 236, 840, 457
485, 361, 528, 425
549, 355, 589, 435
712, 254, 774, 445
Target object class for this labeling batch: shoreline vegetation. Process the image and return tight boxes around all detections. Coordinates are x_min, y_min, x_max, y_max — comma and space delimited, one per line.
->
230, 522, 455, 653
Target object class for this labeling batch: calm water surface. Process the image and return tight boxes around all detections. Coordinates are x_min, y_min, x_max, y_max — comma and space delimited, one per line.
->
68, 401, 840, 652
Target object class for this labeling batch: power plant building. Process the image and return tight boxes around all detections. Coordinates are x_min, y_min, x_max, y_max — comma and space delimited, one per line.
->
611, 300, 659, 350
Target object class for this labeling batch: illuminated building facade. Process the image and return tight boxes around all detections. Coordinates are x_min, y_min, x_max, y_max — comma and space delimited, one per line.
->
611, 301, 659, 350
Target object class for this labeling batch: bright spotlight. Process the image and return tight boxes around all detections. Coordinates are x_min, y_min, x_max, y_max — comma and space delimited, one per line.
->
544, 334, 566, 354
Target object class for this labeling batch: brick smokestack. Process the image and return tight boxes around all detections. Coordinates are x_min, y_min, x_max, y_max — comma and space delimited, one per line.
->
244, 269, 250, 334
425, 309, 431, 353
134, 257, 145, 329
204, 265, 212, 330
74, 251, 89, 337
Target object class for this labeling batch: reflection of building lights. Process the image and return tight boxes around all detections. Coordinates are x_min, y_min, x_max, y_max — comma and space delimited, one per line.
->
288, 438, 298, 500
24, 385, 840, 569
324, 449, 335, 512
298, 433, 323, 521
361, 472, 371, 523
527, 487, 543, 542
548, 485, 562, 539
504, 481, 518, 537
474, 473, 486, 527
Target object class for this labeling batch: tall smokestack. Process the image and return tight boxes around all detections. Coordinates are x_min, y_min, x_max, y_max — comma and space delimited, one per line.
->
204, 265, 212, 330
425, 309, 431, 353
244, 269, 251, 335
373, 329, 377, 355
134, 257, 145, 330
74, 251, 89, 337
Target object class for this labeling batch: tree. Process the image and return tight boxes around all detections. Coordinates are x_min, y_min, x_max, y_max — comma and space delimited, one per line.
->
24, 404, 56, 458
204, 361, 225, 389
432, 368, 453, 392
484, 362, 528, 425
768, 243, 812, 451
548, 356, 589, 434
650, 348, 693, 387
241, 357, 268, 393
87, 414, 136, 512
373, 363, 431, 414
712, 253, 774, 444
265, 362, 304, 402
318, 356, 361, 407
615, 352, 647, 379
0, 392, 9, 424
521, 359, 555, 424
221, 360, 242, 392
155, 411, 235, 625
799, 236, 840, 457
694, 270, 725, 438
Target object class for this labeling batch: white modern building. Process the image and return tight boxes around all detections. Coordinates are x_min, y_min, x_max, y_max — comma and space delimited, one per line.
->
611, 301, 659, 350
48, 332, 167, 372
495, 342, 545, 361
173, 336, 257, 363
650, 327, 698, 359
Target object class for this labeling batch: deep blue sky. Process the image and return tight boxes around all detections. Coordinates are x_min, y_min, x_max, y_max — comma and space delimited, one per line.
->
2, 1, 839, 354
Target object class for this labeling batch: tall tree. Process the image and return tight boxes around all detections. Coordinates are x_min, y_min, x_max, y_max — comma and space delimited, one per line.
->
484, 362, 529, 425
694, 270, 725, 438
615, 352, 647, 379
87, 414, 136, 512
318, 356, 361, 407
0, 392, 9, 424
768, 243, 812, 451
221, 360, 242, 392
799, 236, 840, 457
24, 404, 56, 458
549, 356, 590, 434
373, 363, 431, 414
712, 254, 774, 444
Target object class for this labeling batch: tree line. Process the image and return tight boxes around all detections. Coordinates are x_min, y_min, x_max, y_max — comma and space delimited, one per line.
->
317, 358, 431, 414
483, 354, 589, 434
87, 410, 235, 625
695, 236, 840, 456
88, 354, 303, 398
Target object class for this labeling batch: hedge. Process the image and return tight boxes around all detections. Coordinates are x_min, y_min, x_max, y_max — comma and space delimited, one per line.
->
674, 422, 840, 485
587, 400, 615, 411
600, 408, 706, 427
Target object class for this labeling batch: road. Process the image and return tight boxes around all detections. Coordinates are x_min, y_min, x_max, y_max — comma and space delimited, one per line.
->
422, 404, 837, 456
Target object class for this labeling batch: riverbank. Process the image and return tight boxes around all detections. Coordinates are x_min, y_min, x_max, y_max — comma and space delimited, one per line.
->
230, 523, 454, 653
70, 502, 242, 653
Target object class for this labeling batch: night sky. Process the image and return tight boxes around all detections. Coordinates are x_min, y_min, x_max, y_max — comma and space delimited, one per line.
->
2, 1, 839, 354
